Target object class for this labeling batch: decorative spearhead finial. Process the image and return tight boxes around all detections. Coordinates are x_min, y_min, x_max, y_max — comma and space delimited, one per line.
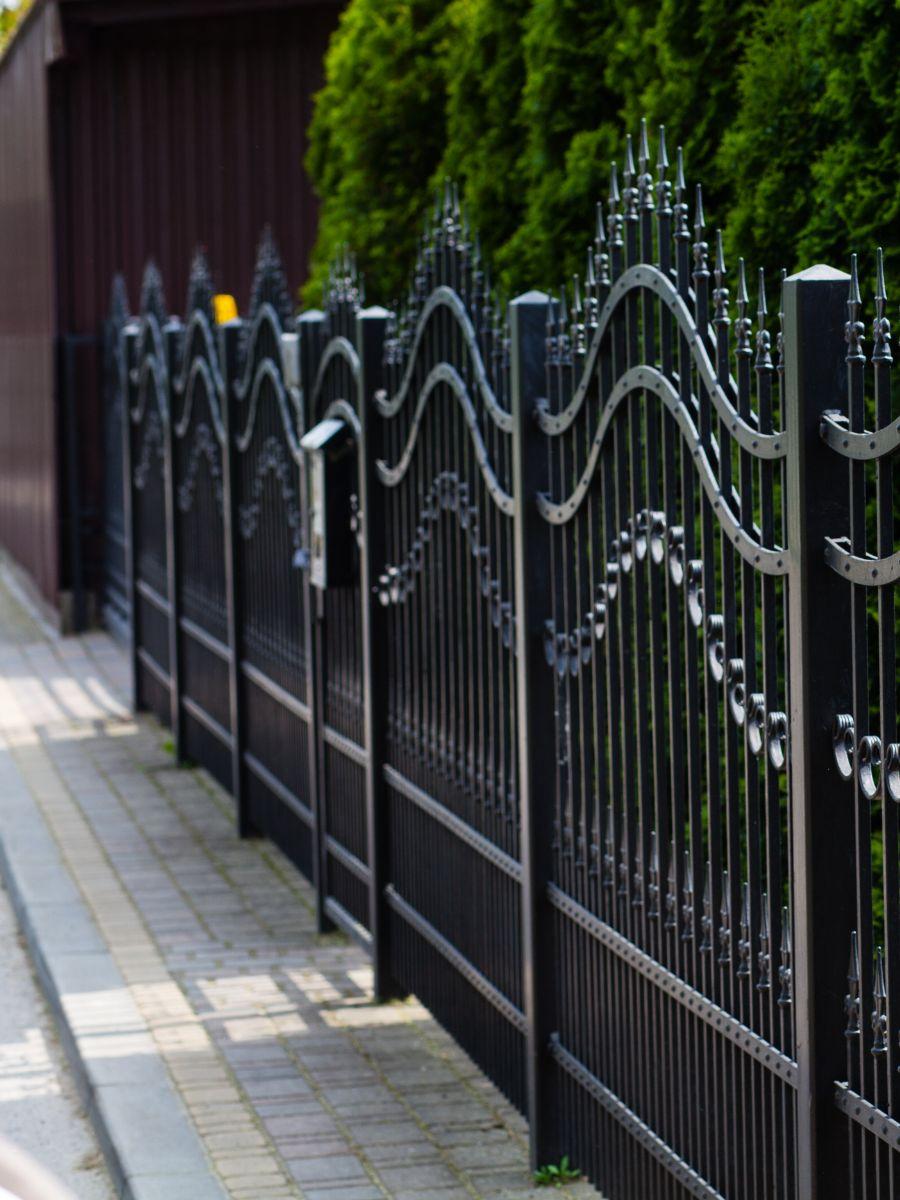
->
872, 947, 888, 1055
736, 882, 751, 978
718, 870, 731, 964
845, 253, 865, 362
735, 258, 752, 354
873, 247, 893, 364
844, 930, 861, 1037
674, 147, 689, 239
699, 861, 712, 952
545, 295, 557, 367
647, 831, 660, 919
607, 163, 624, 250
681, 850, 694, 941
603, 807, 615, 889
638, 118, 654, 212
638, 117, 650, 174
585, 246, 599, 328
572, 274, 586, 356
778, 906, 792, 1006
692, 185, 708, 277
664, 842, 677, 931
776, 267, 787, 376
623, 135, 639, 221
756, 268, 773, 370
756, 893, 771, 990
713, 230, 729, 324
655, 126, 672, 218
618, 826, 629, 898
595, 201, 611, 287
185, 247, 216, 326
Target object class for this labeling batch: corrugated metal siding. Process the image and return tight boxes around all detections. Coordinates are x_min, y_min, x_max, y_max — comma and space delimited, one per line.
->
54, 4, 336, 605
0, 6, 59, 604
55, 7, 332, 333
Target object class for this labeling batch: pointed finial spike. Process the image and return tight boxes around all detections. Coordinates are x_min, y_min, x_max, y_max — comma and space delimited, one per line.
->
758, 268, 768, 319
675, 147, 686, 195
609, 161, 620, 206
849, 252, 861, 306
639, 118, 650, 171
585, 247, 596, 287
737, 258, 749, 306
876, 247, 887, 303
624, 135, 635, 181
694, 183, 705, 235
596, 200, 606, 245
716, 230, 725, 276
657, 125, 668, 174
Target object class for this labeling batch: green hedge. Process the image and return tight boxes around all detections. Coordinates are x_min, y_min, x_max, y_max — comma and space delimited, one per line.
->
303, 0, 900, 306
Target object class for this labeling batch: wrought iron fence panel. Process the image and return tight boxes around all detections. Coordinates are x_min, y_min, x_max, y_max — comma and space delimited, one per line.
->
170, 252, 234, 788
300, 255, 371, 941
373, 191, 525, 1108
523, 126, 796, 1200
819, 249, 900, 1198
125, 263, 177, 732
230, 233, 316, 880
114, 122, 900, 1200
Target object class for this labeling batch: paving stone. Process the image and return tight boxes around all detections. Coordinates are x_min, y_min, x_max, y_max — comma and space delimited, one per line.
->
0, 585, 601, 1200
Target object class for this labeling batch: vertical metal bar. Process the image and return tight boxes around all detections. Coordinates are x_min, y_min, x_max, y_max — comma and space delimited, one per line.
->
510, 289, 558, 1168
220, 319, 250, 833
356, 304, 397, 996
298, 310, 332, 931
163, 321, 184, 757
784, 265, 853, 1200
123, 324, 141, 712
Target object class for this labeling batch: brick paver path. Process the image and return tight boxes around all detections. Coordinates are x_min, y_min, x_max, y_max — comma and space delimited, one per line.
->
0, 576, 598, 1200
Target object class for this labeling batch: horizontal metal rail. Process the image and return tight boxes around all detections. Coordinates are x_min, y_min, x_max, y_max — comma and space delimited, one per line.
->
547, 884, 797, 1084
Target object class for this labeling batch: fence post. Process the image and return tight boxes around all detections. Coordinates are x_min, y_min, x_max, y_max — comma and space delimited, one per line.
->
219, 318, 251, 835
355, 304, 398, 998
122, 322, 141, 714
163, 320, 184, 758
784, 265, 853, 1199
510, 290, 560, 1168
297, 309, 331, 932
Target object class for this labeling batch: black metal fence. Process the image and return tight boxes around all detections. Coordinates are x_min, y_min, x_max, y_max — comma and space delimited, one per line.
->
109, 122, 899, 1199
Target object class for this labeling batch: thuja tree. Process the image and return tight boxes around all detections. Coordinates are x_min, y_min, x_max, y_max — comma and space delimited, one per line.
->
304, 0, 900, 301
302, 0, 451, 306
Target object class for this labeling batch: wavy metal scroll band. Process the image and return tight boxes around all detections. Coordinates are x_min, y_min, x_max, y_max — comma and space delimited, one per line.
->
536, 264, 787, 460
820, 410, 900, 462
543, 507, 787, 771
373, 285, 513, 432
375, 471, 515, 651
536, 366, 788, 576
375, 363, 514, 517
172, 310, 226, 401
173, 357, 227, 445
824, 535, 900, 587
311, 336, 361, 412
234, 303, 292, 403
234, 358, 304, 460
831, 715, 900, 802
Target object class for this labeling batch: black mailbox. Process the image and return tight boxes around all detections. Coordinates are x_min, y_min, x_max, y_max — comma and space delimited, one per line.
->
300, 417, 358, 589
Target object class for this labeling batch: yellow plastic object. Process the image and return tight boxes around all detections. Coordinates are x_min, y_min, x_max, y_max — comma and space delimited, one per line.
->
213, 294, 238, 324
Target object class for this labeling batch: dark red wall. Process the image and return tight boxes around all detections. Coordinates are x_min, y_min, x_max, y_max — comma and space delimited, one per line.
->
54, 4, 336, 334
0, 5, 60, 604
0, 0, 339, 612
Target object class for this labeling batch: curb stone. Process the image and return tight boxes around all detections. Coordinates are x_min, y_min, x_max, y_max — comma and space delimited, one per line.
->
0, 752, 228, 1200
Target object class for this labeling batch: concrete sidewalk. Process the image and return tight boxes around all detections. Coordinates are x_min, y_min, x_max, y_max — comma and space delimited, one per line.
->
0, 572, 597, 1200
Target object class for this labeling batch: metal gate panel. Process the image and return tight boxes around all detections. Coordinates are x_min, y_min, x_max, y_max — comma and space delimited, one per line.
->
371, 204, 526, 1110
